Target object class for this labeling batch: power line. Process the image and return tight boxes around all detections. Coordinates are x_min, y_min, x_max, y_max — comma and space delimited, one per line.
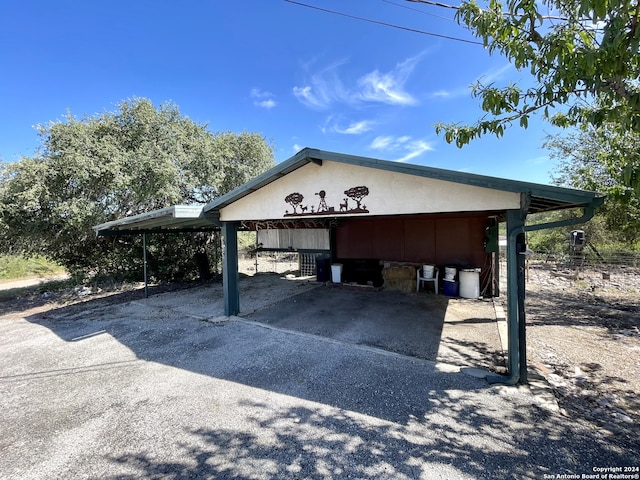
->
382, 0, 455, 22
283, 0, 482, 46
405, 0, 460, 10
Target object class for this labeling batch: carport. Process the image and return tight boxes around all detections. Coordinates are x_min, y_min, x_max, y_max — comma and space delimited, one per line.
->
94, 148, 604, 385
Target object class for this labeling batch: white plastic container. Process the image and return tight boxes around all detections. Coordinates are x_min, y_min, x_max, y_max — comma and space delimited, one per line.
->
459, 269, 480, 298
444, 267, 457, 281
422, 265, 435, 277
331, 263, 343, 283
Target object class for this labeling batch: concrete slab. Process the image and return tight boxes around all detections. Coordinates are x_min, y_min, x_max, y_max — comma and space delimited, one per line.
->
460, 367, 492, 379
244, 284, 505, 372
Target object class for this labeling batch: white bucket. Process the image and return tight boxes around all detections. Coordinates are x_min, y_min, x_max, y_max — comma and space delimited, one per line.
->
459, 269, 480, 298
331, 263, 343, 283
444, 267, 456, 280
422, 265, 435, 277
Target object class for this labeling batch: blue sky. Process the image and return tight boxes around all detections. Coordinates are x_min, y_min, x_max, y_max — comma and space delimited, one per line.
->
0, 0, 564, 184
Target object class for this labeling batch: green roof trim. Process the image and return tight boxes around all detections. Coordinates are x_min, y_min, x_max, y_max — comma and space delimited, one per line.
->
204, 147, 605, 215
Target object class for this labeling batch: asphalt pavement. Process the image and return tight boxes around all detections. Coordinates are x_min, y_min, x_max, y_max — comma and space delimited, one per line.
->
0, 279, 636, 479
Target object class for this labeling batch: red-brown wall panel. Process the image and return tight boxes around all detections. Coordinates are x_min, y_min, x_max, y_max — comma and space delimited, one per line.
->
374, 220, 403, 260
403, 217, 436, 262
336, 213, 490, 268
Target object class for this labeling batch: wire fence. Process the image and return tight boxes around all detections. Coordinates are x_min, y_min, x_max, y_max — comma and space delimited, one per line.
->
240, 249, 640, 296
239, 251, 303, 276
529, 249, 640, 269
499, 249, 640, 294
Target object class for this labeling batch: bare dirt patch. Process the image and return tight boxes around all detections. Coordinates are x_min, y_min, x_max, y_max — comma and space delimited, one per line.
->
0, 255, 298, 318
0, 279, 198, 318
521, 264, 640, 441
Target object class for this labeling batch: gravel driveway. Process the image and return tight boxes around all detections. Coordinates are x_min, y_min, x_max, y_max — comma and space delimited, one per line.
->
0, 274, 637, 479
519, 264, 640, 440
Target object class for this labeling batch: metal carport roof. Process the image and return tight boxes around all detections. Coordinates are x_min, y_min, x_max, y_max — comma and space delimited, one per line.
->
93, 205, 218, 236
93, 148, 605, 235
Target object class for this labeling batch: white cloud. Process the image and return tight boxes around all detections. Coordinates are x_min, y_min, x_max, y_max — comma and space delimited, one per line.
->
429, 63, 513, 100
325, 118, 374, 135
370, 136, 393, 149
292, 58, 351, 109
339, 120, 374, 134
431, 90, 451, 98
358, 70, 416, 105
369, 135, 433, 163
480, 63, 513, 84
293, 85, 324, 108
256, 99, 276, 109
293, 53, 423, 109
251, 88, 277, 109
395, 140, 433, 163
428, 85, 469, 100
357, 55, 421, 106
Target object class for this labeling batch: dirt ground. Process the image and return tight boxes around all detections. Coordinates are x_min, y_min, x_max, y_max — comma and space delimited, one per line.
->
1, 258, 638, 445
519, 263, 640, 442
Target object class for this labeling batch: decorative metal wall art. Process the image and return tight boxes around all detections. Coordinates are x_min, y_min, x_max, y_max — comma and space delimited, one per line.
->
284, 186, 370, 217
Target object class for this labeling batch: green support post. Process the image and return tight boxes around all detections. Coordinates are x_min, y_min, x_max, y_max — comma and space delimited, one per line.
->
143, 232, 149, 299
506, 210, 525, 383
493, 250, 500, 297
222, 222, 240, 316
516, 231, 528, 383
489, 209, 525, 385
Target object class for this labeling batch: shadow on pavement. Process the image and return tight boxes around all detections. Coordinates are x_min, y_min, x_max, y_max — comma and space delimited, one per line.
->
5, 279, 635, 478
108, 397, 631, 480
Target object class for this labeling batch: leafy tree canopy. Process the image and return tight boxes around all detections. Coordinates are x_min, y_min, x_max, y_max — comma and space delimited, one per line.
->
428, 0, 640, 162
0, 98, 275, 278
545, 123, 640, 242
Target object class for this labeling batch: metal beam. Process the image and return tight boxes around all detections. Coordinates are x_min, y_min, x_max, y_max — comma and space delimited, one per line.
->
97, 227, 219, 237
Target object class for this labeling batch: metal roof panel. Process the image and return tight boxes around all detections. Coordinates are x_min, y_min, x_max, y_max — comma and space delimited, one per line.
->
93, 205, 216, 236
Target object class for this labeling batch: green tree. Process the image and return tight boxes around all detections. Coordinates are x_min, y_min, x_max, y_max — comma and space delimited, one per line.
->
427, 0, 640, 186
0, 98, 275, 280
545, 124, 640, 243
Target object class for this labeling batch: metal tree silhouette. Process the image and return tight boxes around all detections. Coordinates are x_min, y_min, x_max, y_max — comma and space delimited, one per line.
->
284, 192, 304, 213
344, 186, 369, 209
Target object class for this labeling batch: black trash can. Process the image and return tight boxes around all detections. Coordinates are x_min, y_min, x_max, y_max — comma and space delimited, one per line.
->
315, 254, 331, 282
